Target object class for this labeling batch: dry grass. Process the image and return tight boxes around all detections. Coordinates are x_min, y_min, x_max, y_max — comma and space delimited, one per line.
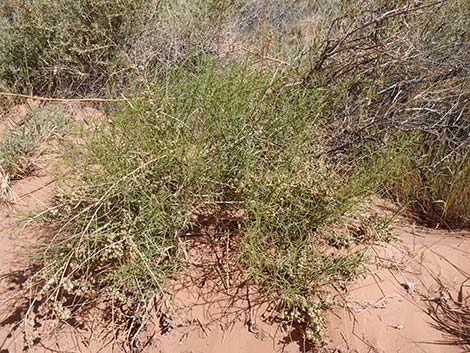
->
0, 165, 14, 203
427, 284, 470, 350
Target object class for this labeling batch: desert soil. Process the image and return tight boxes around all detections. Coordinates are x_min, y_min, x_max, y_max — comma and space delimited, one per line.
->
0, 108, 468, 353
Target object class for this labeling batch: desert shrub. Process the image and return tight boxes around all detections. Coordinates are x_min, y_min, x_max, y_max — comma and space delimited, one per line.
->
0, 1, 230, 95
302, 0, 470, 227
0, 0, 146, 96
0, 0, 245, 95
3, 0, 467, 349
28, 60, 392, 344
0, 0, 350, 96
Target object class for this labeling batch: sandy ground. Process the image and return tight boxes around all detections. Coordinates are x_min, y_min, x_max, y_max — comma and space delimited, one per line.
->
0, 107, 469, 353
327, 225, 469, 353
0, 173, 55, 352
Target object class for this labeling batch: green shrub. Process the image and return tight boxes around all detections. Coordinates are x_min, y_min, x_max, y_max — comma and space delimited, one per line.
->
0, 0, 142, 95
30, 60, 391, 343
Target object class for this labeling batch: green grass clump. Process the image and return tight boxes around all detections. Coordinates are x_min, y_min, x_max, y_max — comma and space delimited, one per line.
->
29, 60, 392, 343
0, 106, 67, 179
384, 141, 470, 228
